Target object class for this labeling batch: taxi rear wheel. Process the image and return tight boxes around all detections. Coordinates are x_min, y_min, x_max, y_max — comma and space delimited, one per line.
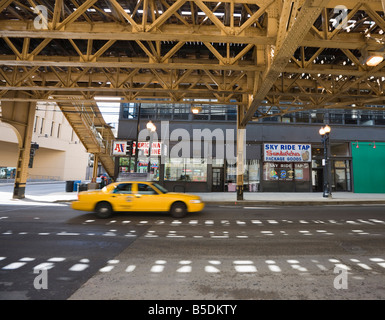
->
170, 202, 187, 218
95, 202, 113, 219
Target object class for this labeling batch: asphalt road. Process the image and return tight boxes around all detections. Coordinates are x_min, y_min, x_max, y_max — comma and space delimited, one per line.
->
0, 201, 385, 301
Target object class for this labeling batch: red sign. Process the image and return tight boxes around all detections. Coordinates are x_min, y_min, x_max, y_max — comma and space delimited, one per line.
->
132, 141, 162, 156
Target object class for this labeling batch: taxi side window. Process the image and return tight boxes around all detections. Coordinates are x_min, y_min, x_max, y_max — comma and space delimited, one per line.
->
113, 183, 132, 194
137, 183, 157, 195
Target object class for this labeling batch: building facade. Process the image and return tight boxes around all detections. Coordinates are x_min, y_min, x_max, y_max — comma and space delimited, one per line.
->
0, 102, 89, 182
117, 103, 385, 193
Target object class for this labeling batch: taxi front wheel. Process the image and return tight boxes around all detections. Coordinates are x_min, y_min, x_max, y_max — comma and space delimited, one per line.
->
95, 202, 113, 219
170, 202, 187, 218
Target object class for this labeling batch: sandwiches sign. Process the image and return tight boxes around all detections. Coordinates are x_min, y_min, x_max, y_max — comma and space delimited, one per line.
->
264, 144, 311, 162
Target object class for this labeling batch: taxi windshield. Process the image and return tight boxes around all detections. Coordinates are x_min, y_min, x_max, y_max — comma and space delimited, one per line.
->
152, 183, 168, 194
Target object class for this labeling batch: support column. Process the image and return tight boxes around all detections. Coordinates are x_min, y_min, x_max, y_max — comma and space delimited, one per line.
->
92, 153, 99, 182
236, 126, 246, 200
1, 92, 36, 199
236, 99, 247, 201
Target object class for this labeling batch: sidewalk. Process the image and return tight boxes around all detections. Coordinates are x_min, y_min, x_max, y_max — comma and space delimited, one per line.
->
0, 182, 384, 205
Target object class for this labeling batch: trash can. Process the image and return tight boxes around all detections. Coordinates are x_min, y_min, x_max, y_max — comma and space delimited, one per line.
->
73, 180, 81, 192
65, 180, 74, 192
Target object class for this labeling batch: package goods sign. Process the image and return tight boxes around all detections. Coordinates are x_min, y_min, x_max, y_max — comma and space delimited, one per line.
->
264, 144, 311, 162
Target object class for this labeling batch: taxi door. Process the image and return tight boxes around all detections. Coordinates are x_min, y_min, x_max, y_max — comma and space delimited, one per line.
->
109, 183, 135, 211
129, 183, 169, 212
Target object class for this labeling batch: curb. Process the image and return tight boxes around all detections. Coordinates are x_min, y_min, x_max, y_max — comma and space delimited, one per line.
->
203, 200, 385, 206
51, 199, 385, 206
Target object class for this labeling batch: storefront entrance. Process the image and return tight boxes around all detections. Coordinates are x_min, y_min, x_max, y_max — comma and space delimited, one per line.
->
212, 167, 224, 192
333, 160, 351, 191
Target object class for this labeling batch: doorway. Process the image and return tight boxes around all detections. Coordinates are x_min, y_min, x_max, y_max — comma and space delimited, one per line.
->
212, 167, 224, 192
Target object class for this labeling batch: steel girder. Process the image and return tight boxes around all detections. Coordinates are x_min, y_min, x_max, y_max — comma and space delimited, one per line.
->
0, 0, 384, 122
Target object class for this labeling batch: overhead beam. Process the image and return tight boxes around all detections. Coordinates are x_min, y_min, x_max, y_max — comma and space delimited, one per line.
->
241, 0, 328, 126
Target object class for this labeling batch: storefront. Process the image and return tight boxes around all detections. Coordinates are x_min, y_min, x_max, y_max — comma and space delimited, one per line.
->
115, 139, 355, 193
261, 143, 312, 192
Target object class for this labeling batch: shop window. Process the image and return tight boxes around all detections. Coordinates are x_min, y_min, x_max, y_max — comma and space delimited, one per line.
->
165, 158, 207, 182
119, 157, 130, 166
263, 163, 293, 181
119, 166, 129, 173
263, 162, 310, 181
225, 160, 260, 192
226, 159, 236, 185
135, 159, 159, 181
248, 160, 260, 192
294, 163, 310, 181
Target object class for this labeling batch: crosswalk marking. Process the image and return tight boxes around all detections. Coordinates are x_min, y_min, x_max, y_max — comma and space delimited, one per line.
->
3, 217, 381, 227
1, 256, 385, 277
2, 262, 26, 270
0, 223, 383, 239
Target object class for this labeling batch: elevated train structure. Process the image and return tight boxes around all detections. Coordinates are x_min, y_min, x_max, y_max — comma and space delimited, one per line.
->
0, 0, 384, 198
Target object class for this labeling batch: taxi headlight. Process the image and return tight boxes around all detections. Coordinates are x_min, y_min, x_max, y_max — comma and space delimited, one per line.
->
189, 199, 201, 204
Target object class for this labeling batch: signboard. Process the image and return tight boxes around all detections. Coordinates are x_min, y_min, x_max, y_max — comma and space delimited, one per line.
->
264, 144, 311, 162
114, 140, 165, 157
113, 141, 128, 156
132, 141, 163, 156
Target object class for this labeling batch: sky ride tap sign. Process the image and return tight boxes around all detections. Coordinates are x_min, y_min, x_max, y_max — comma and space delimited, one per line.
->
264, 143, 311, 162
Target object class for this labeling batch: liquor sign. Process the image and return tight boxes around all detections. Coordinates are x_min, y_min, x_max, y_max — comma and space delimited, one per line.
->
264, 143, 311, 162
113, 141, 128, 156
132, 141, 163, 156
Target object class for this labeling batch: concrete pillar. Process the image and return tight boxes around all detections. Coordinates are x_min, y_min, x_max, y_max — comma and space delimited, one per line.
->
236, 99, 247, 200
1, 92, 37, 199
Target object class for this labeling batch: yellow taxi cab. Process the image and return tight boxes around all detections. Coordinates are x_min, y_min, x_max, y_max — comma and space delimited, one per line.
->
71, 181, 204, 218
